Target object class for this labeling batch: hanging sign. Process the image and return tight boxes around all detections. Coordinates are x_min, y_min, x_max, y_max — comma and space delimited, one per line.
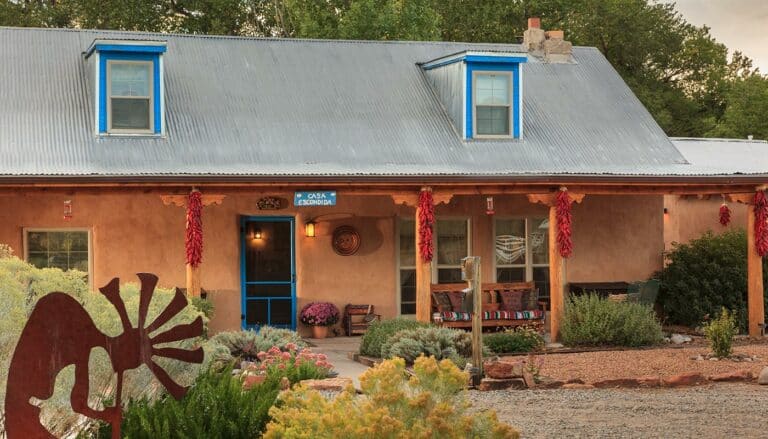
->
294, 191, 337, 207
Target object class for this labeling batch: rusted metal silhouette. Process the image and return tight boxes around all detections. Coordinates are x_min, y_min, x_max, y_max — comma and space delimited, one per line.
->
5, 273, 204, 439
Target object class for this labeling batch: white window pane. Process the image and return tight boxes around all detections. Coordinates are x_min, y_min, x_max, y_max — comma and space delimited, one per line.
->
476, 88, 493, 105
437, 220, 468, 266
111, 98, 151, 129
476, 74, 493, 90
399, 219, 415, 267
476, 106, 509, 135
530, 218, 549, 264
111, 63, 151, 97
495, 219, 526, 265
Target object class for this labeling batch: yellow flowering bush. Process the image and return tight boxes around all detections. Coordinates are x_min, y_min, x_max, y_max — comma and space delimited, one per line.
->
264, 356, 519, 439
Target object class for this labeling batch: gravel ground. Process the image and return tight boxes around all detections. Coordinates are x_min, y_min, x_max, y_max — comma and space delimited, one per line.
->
469, 383, 768, 438
525, 344, 768, 383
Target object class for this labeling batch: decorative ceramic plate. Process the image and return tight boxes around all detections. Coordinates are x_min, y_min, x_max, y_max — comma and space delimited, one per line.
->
332, 226, 361, 256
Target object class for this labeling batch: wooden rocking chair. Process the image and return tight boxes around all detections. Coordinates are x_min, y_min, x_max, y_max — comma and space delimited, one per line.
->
343, 304, 380, 336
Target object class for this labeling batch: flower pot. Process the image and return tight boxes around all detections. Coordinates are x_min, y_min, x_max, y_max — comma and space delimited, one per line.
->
311, 325, 328, 339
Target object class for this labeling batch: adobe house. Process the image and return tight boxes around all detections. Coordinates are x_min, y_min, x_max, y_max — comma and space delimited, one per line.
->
1, 21, 767, 338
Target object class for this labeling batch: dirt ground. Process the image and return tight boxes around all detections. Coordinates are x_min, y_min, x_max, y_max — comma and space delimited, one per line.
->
520, 344, 768, 383
469, 383, 768, 439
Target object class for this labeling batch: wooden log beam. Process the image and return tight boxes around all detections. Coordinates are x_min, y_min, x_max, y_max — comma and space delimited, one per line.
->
548, 205, 565, 342
415, 187, 433, 322
747, 205, 766, 338
463, 256, 483, 376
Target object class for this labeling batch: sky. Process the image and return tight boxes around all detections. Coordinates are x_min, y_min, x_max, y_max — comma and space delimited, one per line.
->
673, 0, 768, 73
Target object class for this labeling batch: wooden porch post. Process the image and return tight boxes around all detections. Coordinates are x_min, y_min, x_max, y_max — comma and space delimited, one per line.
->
747, 205, 765, 338
160, 193, 225, 297
548, 204, 565, 342
415, 187, 433, 322
527, 192, 584, 342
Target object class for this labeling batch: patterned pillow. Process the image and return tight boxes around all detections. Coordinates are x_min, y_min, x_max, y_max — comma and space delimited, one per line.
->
446, 291, 465, 311
499, 289, 525, 311
431, 292, 453, 312
521, 288, 540, 310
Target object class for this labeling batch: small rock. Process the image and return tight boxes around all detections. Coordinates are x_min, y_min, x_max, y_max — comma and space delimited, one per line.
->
690, 355, 704, 361
636, 376, 662, 388
758, 367, 768, 385
663, 372, 706, 387
300, 377, 353, 392
484, 360, 525, 379
478, 378, 526, 391
546, 342, 564, 349
522, 370, 536, 388
709, 357, 719, 361
670, 334, 692, 344
562, 383, 594, 389
663, 337, 671, 343
708, 370, 754, 382
592, 378, 641, 388
743, 357, 753, 362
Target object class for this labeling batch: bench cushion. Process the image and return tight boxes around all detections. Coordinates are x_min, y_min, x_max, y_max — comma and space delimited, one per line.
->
499, 289, 525, 311
431, 292, 453, 312
440, 310, 545, 322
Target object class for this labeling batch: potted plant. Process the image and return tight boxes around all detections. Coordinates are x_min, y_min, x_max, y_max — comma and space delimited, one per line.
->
299, 302, 340, 339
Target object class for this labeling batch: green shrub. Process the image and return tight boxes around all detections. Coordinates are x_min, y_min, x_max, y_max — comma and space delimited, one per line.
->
560, 293, 663, 347
484, 328, 544, 353
264, 356, 519, 439
658, 230, 768, 331
380, 326, 480, 367
359, 317, 431, 357
0, 254, 205, 437
704, 308, 738, 358
209, 327, 306, 361
190, 296, 215, 320
86, 367, 282, 439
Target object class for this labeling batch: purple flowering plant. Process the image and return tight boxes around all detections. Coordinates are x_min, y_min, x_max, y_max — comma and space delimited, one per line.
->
299, 302, 340, 327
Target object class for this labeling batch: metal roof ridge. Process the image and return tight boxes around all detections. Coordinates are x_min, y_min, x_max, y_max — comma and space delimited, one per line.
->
0, 26, 598, 50
671, 137, 768, 144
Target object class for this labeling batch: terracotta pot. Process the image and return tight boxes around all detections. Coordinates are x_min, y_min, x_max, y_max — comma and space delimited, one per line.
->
311, 325, 328, 339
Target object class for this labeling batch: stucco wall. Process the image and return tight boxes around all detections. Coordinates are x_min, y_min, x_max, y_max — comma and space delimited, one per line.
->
663, 195, 749, 251
0, 191, 664, 334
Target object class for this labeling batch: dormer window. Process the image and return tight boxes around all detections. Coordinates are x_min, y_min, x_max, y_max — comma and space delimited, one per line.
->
474, 73, 512, 137
108, 61, 154, 132
84, 39, 166, 136
421, 51, 526, 140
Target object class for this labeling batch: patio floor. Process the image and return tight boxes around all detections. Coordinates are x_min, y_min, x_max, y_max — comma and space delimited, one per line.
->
308, 336, 369, 388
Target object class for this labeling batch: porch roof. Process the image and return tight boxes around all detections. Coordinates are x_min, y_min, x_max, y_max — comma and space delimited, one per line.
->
0, 27, 766, 182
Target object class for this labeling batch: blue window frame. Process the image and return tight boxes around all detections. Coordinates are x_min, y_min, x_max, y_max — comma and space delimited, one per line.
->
466, 61, 522, 139
86, 42, 166, 135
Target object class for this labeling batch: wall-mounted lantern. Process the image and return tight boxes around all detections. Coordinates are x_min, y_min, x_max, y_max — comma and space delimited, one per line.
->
305, 220, 316, 238
252, 228, 262, 240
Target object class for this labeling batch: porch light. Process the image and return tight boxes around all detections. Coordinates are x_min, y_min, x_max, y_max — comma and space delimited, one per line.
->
305, 220, 316, 238
253, 228, 262, 240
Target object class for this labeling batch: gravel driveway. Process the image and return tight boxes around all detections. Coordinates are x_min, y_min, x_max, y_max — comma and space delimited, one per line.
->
469, 383, 767, 438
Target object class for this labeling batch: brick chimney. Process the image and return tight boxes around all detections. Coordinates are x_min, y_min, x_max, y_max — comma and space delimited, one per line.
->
523, 18, 572, 63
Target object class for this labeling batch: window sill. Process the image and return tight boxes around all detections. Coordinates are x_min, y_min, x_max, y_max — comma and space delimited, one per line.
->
97, 132, 165, 139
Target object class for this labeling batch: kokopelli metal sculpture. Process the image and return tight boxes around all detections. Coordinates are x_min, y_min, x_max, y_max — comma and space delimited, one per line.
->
4, 273, 204, 438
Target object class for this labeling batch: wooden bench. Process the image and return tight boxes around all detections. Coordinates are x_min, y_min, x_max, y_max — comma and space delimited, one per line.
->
343, 304, 380, 336
431, 282, 545, 331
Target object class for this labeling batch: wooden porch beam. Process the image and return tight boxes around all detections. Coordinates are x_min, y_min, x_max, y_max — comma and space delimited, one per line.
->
415, 187, 433, 322
747, 204, 766, 338
528, 192, 585, 342
4, 183, 767, 197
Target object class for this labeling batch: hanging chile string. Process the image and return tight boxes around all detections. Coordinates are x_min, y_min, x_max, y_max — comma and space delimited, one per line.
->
719, 202, 731, 227
186, 190, 203, 267
754, 190, 768, 257
556, 187, 573, 258
418, 190, 435, 262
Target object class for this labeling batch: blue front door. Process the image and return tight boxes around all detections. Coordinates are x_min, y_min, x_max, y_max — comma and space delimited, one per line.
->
241, 216, 296, 330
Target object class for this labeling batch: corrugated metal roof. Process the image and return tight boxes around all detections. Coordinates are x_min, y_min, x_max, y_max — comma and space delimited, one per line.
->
668, 138, 768, 175
0, 26, 748, 180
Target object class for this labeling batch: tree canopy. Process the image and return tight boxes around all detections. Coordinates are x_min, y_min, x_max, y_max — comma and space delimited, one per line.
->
2, 0, 766, 139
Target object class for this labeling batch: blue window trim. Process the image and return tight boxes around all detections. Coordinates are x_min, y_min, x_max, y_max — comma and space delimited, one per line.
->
465, 62, 522, 139
240, 216, 297, 331
94, 44, 166, 54
98, 51, 162, 134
